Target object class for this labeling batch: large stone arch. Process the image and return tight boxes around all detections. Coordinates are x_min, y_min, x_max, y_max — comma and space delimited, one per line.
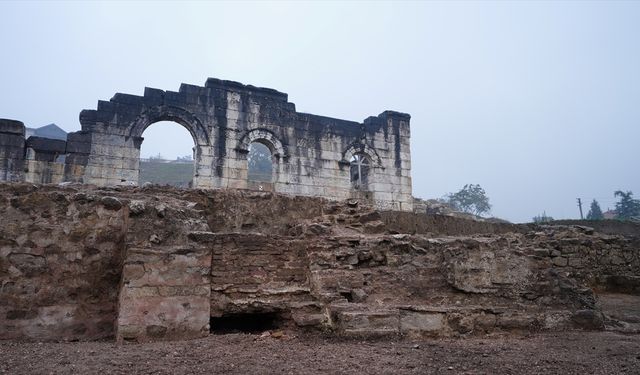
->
127, 105, 211, 147
75, 86, 218, 188
127, 106, 213, 188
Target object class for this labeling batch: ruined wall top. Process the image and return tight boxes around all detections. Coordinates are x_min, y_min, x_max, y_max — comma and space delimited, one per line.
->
204, 78, 290, 102
0, 119, 25, 136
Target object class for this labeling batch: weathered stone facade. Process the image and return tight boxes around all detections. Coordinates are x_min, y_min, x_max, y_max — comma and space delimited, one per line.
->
1, 184, 638, 342
0, 120, 26, 182
0, 78, 412, 211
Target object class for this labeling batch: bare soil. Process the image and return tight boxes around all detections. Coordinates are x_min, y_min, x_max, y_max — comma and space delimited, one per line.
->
598, 293, 640, 333
1, 331, 639, 375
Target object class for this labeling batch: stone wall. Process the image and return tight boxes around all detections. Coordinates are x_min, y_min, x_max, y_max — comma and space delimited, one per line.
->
116, 193, 213, 342
22, 137, 68, 184
0, 184, 125, 341
528, 225, 640, 294
307, 233, 618, 336
23, 160, 65, 185
0, 119, 25, 182
381, 211, 527, 236
550, 219, 640, 237
0, 78, 413, 211
208, 234, 322, 328
1, 184, 638, 342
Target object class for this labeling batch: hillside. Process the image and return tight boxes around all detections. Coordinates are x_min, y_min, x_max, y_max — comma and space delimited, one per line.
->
138, 160, 194, 187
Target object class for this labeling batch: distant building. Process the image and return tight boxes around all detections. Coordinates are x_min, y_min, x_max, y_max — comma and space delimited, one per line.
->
603, 209, 617, 220
25, 123, 67, 141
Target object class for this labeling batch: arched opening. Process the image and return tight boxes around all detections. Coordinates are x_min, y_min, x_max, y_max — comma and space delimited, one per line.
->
247, 141, 273, 186
138, 121, 196, 187
350, 153, 370, 190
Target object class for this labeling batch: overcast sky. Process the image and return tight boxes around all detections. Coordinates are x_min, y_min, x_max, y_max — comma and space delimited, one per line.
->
1, 1, 638, 222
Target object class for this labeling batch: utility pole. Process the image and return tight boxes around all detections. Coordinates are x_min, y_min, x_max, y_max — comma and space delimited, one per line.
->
577, 198, 584, 219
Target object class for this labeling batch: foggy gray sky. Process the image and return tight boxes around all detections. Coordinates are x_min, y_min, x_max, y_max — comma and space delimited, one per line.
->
1, 1, 638, 223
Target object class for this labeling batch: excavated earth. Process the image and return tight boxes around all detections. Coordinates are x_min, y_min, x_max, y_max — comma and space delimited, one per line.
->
1, 183, 639, 374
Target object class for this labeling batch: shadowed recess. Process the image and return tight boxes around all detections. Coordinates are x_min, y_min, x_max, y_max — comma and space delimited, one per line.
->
210, 313, 283, 334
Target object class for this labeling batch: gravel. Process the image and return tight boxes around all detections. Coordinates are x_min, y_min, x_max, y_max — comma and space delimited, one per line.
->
1, 331, 639, 374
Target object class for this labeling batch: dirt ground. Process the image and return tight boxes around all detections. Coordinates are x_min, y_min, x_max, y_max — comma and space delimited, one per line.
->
1, 331, 639, 375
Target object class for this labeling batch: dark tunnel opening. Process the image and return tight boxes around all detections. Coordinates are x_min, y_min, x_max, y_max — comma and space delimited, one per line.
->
210, 312, 282, 334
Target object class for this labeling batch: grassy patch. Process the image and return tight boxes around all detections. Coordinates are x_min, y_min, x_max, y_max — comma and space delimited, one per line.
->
139, 161, 194, 187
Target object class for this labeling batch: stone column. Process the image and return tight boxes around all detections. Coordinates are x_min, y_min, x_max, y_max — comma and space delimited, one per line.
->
115, 198, 214, 342
0, 119, 26, 182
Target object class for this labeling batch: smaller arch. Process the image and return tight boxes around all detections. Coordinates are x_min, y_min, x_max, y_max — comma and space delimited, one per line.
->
247, 142, 274, 183
236, 128, 287, 158
341, 142, 382, 167
128, 105, 210, 147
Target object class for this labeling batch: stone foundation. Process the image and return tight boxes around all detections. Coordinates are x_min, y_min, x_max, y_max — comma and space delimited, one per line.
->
0, 183, 638, 342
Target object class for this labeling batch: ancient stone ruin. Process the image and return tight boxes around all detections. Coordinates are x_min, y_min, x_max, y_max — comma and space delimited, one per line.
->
0, 78, 412, 211
0, 183, 638, 342
1, 78, 638, 344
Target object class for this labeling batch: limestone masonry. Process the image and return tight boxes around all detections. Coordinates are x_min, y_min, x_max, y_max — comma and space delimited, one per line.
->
1, 184, 638, 342
0, 78, 412, 211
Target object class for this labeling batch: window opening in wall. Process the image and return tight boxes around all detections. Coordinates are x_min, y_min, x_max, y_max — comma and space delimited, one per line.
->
247, 142, 273, 183
139, 121, 195, 187
350, 153, 370, 190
